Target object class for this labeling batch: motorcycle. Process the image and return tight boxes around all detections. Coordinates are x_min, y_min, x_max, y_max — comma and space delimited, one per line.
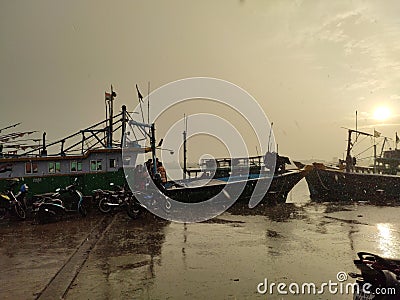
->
32, 178, 88, 223
349, 252, 400, 300
94, 183, 145, 219
0, 179, 27, 220
94, 183, 125, 214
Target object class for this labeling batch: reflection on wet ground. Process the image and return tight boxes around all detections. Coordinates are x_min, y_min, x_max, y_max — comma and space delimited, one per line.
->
1, 180, 400, 299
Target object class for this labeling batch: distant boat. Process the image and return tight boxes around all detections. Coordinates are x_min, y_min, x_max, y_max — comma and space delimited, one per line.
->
305, 129, 400, 203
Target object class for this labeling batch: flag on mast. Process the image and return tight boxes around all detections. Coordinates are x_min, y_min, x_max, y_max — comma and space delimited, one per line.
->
105, 92, 112, 101
136, 84, 144, 102
374, 129, 381, 138
396, 132, 399, 144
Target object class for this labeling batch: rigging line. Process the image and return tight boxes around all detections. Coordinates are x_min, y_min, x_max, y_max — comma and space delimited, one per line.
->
354, 145, 375, 158
124, 111, 139, 142
351, 135, 369, 150
356, 156, 375, 161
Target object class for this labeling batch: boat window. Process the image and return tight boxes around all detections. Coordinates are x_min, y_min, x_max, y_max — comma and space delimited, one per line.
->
110, 158, 116, 168
32, 163, 38, 173
48, 162, 55, 173
55, 162, 61, 173
25, 162, 38, 174
71, 161, 82, 172
90, 160, 102, 171
90, 160, 97, 171
123, 157, 131, 166
25, 162, 32, 174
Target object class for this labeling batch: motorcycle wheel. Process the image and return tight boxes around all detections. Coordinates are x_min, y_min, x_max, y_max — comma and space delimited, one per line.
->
37, 206, 57, 224
14, 202, 26, 220
78, 201, 88, 217
127, 201, 141, 219
98, 197, 112, 213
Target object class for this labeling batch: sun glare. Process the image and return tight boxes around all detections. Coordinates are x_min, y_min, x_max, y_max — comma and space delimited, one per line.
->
373, 106, 391, 121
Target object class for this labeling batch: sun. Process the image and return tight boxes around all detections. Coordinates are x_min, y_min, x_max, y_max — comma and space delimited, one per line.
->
373, 106, 391, 121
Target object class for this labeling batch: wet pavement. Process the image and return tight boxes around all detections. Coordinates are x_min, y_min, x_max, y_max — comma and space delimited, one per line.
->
1, 179, 400, 299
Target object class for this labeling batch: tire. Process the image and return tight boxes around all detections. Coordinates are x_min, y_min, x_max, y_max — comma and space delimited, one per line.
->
127, 201, 141, 219
78, 201, 88, 217
14, 202, 26, 220
98, 197, 112, 213
37, 206, 57, 224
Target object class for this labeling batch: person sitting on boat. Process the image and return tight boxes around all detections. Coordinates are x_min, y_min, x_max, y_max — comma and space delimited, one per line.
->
145, 159, 153, 177
157, 161, 167, 184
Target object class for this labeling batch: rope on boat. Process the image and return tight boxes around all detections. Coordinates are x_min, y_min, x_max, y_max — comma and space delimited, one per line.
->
316, 169, 330, 191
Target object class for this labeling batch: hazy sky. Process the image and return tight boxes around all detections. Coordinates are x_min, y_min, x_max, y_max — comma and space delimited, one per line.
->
1, 0, 400, 162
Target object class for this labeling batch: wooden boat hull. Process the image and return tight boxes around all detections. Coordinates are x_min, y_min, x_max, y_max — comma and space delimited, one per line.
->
164, 170, 307, 205
305, 164, 400, 203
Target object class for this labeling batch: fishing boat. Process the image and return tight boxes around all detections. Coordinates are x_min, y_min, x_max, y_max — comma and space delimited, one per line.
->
0, 89, 146, 198
158, 153, 308, 205
305, 129, 400, 203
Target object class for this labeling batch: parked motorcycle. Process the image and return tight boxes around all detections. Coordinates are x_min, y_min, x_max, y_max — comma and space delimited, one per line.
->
33, 178, 88, 223
94, 183, 145, 219
94, 183, 124, 214
349, 252, 400, 300
0, 179, 27, 220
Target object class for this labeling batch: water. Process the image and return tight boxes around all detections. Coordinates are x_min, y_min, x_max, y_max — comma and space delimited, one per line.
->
1, 178, 400, 299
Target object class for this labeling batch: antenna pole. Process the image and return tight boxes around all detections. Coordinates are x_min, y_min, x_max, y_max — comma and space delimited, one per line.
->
109, 85, 114, 148
151, 123, 157, 177
355, 110, 358, 142
267, 122, 274, 152
183, 114, 187, 180
346, 129, 352, 172
148, 81, 150, 125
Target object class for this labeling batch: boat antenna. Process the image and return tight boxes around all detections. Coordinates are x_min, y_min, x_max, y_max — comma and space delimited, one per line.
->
108, 85, 117, 148
355, 110, 358, 142
183, 114, 188, 180
267, 122, 274, 152
136, 84, 145, 124
148, 81, 150, 125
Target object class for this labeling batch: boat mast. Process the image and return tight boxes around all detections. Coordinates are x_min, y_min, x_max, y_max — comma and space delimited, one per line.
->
183, 114, 187, 180
121, 105, 127, 148
267, 122, 274, 152
346, 130, 352, 172
150, 123, 157, 177
345, 129, 373, 172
